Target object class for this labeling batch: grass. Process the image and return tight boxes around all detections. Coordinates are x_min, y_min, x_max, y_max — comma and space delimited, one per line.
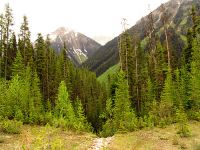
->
0, 124, 95, 150
180, 18, 187, 26
180, 35, 187, 44
1, 121, 200, 149
107, 121, 200, 150
98, 64, 119, 83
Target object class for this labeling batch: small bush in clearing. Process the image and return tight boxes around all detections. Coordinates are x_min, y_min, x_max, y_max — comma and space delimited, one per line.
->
1, 119, 23, 134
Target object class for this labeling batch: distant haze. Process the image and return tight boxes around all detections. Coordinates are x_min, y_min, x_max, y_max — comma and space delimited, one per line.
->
0, 0, 169, 44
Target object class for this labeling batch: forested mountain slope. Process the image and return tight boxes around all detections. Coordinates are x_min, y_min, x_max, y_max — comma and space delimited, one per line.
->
82, 0, 200, 76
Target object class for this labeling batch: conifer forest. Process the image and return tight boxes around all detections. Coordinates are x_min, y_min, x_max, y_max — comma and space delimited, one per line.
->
0, 1, 200, 149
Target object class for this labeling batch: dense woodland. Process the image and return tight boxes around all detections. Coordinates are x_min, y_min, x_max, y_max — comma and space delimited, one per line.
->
100, 5, 200, 137
0, 4, 107, 132
0, 3, 200, 138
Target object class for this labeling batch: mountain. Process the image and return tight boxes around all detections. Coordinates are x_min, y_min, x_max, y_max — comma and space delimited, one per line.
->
49, 27, 101, 66
82, 0, 200, 76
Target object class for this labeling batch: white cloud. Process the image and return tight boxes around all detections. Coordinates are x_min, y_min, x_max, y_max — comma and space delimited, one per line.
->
0, 0, 169, 43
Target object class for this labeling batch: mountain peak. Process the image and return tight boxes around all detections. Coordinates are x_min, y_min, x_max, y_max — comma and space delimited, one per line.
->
52, 27, 73, 37
49, 27, 101, 65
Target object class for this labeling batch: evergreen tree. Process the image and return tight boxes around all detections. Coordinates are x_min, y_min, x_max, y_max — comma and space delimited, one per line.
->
55, 81, 75, 127
159, 70, 175, 123
74, 97, 91, 131
176, 105, 190, 137
18, 15, 33, 66
11, 50, 25, 77
3, 4, 13, 79
182, 29, 193, 71
30, 70, 44, 123
143, 77, 156, 115
102, 71, 137, 136
35, 33, 46, 98
114, 71, 137, 131
21, 66, 32, 123
0, 78, 7, 117
190, 36, 200, 115
7, 32, 17, 79
7, 75, 24, 120
0, 13, 5, 77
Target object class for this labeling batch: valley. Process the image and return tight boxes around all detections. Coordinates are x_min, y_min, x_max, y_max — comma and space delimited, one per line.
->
0, 0, 200, 149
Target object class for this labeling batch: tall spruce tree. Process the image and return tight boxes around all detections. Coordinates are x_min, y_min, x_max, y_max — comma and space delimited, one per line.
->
4, 4, 13, 79
159, 70, 175, 123
18, 15, 33, 66
190, 36, 200, 114
30, 70, 44, 123
0, 14, 5, 77
7, 32, 17, 79
11, 50, 25, 77
55, 81, 75, 123
35, 33, 46, 98
74, 97, 91, 131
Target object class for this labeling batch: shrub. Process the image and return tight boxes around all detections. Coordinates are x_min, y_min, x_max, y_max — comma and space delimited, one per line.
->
177, 124, 190, 137
1, 119, 23, 134
176, 109, 190, 137
159, 118, 167, 128
137, 117, 146, 129
180, 142, 188, 149
193, 143, 200, 150
0, 137, 4, 143
144, 114, 155, 128
100, 120, 117, 137
172, 135, 179, 145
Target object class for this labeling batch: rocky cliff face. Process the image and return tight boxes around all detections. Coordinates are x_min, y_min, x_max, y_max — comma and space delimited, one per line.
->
49, 27, 101, 65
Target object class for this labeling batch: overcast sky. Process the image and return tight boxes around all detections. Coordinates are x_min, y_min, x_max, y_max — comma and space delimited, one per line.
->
0, 0, 169, 44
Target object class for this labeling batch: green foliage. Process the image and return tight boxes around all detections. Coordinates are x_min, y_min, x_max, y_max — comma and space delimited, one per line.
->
193, 143, 200, 150
176, 108, 190, 137
18, 15, 33, 66
191, 37, 200, 113
55, 81, 75, 121
101, 71, 137, 137
11, 50, 25, 77
159, 71, 175, 119
30, 71, 44, 123
29, 124, 65, 149
1, 119, 22, 134
114, 72, 137, 131
101, 119, 117, 137
74, 98, 92, 131
143, 77, 156, 114
98, 64, 119, 83
0, 78, 7, 117
144, 114, 155, 128
159, 118, 167, 128
14, 109, 24, 122
1, 2, 200, 136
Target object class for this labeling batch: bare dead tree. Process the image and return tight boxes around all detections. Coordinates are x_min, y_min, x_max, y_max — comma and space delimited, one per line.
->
161, 4, 171, 71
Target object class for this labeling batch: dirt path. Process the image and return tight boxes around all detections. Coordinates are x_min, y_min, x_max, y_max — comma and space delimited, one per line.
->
89, 137, 112, 150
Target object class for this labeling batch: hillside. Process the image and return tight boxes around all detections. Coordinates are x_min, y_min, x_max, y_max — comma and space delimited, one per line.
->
98, 64, 119, 83
82, 0, 200, 76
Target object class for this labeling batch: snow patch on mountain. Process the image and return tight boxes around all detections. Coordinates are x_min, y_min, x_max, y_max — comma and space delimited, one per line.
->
84, 49, 87, 53
74, 49, 87, 58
